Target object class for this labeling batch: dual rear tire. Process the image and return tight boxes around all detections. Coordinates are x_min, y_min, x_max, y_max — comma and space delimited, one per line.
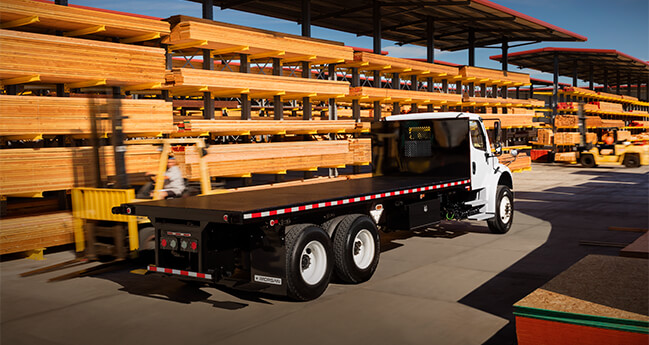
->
285, 215, 380, 301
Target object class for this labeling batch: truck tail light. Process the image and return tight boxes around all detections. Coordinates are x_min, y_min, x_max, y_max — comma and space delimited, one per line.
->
161, 238, 168, 248
190, 241, 198, 251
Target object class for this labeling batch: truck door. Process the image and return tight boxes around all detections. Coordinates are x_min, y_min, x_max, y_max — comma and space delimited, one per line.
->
469, 120, 492, 191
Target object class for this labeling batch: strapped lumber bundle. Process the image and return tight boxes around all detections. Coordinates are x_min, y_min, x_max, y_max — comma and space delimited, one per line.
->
166, 68, 350, 98
346, 86, 462, 105
459, 66, 530, 86
177, 139, 371, 178
0, 29, 166, 87
0, 145, 160, 196
480, 114, 536, 129
498, 152, 531, 172
0, 211, 74, 255
174, 118, 370, 136
348, 51, 460, 78
463, 95, 544, 108
0, 0, 170, 41
589, 101, 624, 113
163, 15, 353, 64
0, 95, 173, 136
600, 119, 626, 128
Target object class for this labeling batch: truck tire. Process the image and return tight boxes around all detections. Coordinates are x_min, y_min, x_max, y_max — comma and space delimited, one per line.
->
487, 186, 514, 234
580, 154, 596, 168
285, 224, 333, 301
138, 226, 155, 251
623, 154, 640, 168
332, 214, 380, 283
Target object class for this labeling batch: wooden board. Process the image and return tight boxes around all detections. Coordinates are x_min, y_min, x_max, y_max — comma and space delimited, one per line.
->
0, 0, 170, 40
0, 211, 74, 255
177, 139, 371, 178
0, 29, 166, 87
459, 66, 530, 85
463, 95, 543, 107
0, 95, 173, 136
481, 114, 536, 128
498, 152, 531, 172
345, 86, 462, 104
163, 16, 353, 64
166, 68, 350, 98
175, 119, 370, 136
350, 51, 460, 78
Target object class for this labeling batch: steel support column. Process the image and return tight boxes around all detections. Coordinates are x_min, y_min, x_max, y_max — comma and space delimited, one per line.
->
56, 84, 67, 97
441, 79, 448, 111
301, 0, 311, 37
202, 0, 213, 20
589, 64, 594, 90
240, 54, 251, 120
55, 0, 68, 5
616, 70, 620, 95
603, 68, 608, 93
427, 77, 434, 112
552, 53, 558, 116
468, 29, 475, 66
302, 61, 311, 120
427, 16, 435, 63
202, 49, 214, 119
501, 38, 508, 72
572, 62, 578, 87
111, 86, 128, 189
627, 75, 632, 96
273, 58, 283, 120
328, 63, 337, 120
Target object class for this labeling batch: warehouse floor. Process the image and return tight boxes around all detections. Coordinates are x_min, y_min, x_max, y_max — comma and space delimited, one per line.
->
2, 164, 647, 345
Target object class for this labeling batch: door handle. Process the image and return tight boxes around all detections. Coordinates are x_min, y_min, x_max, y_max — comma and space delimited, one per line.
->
472, 162, 476, 175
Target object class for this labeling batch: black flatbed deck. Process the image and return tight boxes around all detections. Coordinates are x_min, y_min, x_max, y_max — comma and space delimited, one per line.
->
128, 175, 470, 224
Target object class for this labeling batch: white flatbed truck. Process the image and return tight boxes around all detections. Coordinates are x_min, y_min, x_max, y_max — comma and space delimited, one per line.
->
113, 113, 516, 300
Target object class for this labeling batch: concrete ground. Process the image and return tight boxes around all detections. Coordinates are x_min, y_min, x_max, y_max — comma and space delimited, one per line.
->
2, 163, 647, 345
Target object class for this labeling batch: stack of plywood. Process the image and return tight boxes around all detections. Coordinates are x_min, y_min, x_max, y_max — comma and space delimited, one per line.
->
0, 95, 173, 136
590, 101, 624, 113
175, 119, 369, 136
0, 0, 170, 41
0, 145, 160, 196
0, 29, 166, 86
0, 211, 74, 255
178, 139, 371, 178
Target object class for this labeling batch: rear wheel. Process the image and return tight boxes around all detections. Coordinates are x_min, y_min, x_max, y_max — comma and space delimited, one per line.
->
487, 186, 514, 234
138, 226, 155, 251
623, 154, 640, 168
285, 224, 333, 301
580, 154, 596, 168
332, 215, 380, 283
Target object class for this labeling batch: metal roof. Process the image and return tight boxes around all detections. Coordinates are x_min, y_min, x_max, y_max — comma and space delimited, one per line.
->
490, 48, 649, 86
194, 0, 587, 51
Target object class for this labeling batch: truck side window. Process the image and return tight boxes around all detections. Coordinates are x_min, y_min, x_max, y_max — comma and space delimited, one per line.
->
469, 120, 487, 151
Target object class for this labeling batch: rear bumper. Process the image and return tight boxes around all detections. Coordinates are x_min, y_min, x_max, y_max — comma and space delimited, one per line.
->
147, 265, 212, 280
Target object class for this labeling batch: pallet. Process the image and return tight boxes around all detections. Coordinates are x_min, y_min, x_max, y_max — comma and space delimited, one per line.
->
163, 15, 353, 64
175, 119, 370, 136
0, 95, 173, 137
166, 68, 350, 99
0, 0, 170, 41
344, 86, 462, 105
177, 139, 371, 178
0, 29, 166, 87
0, 211, 74, 255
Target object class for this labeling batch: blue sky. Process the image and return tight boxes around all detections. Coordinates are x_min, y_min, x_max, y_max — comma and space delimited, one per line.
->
74, 0, 648, 85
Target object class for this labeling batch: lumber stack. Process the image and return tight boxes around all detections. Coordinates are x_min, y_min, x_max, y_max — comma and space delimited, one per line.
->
0, 211, 74, 255
514, 255, 648, 345
346, 86, 462, 104
554, 152, 577, 163
600, 119, 626, 128
0, 145, 160, 195
178, 139, 371, 178
463, 95, 544, 108
481, 114, 535, 129
536, 129, 554, 145
0, 95, 173, 136
498, 152, 531, 172
163, 16, 353, 64
0, 0, 170, 41
459, 66, 530, 86
591, 101, 624, 113
166, 68, 350, 98
554, 132, 581, 145
0, 29, 166, 86
349, 51, 460, 78
175, 119, 370, 136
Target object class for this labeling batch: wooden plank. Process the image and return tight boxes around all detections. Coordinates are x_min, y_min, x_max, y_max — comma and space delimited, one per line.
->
0, 29, 166, 86
460, 66, 530, 85
346, 86, 462, 104
0, 0, 170, 38
352, 51, 459, 78
162, 16, 353, 64
166, 68, 350, 97
175, 119, 370, 135
0, 95, 173, 136
0, 211, 74, 255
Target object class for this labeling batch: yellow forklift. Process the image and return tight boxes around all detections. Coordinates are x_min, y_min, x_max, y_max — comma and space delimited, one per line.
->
575, 106, 649, 168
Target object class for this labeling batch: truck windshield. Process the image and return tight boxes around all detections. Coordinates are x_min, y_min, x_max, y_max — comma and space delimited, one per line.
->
372, 118, 471, 179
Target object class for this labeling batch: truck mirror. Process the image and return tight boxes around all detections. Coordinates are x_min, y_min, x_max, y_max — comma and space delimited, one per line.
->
494, 120, 501, 143
510, 149, 519, 157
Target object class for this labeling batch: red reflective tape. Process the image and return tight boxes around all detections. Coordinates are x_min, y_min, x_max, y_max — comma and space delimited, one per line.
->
197, 273, 207, 279
299, 206, 306, 211
251, 212, 262, 219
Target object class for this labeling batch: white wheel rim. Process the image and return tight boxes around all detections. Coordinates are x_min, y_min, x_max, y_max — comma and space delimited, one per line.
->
300, 240, 327, 285
352, 229, 375, 270
499, 195, 512, 224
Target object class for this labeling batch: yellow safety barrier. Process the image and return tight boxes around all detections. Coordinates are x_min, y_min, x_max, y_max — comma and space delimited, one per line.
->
71, 188, 138, 252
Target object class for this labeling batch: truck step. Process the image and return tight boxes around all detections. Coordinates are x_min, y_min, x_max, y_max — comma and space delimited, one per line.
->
464, 199, 486, 207
467, 213, 494, 221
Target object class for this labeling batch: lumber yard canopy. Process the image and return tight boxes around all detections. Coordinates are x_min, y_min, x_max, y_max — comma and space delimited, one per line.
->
190, 0, 587, 51
490, 48, 649, 87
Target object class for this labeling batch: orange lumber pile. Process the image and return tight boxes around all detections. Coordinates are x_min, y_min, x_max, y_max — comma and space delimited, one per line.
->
617, 130, 632, 141
0, 0, 170, 40
481, 114, 535, 129
563, 86, 598, 97
590, 101, 624, 113
554, 132, 581, 145
175, 119, 369, 136
498, 152, 531, 172
0, 29, 166, 86
177, 139, 371, 178
0, 95, 173, 136
554, 115, 603, 128
0, 146, 160, 195
0, 211, 74, 255
554, 152, 577, 163
600, 119, 625, 128
163, 16, 353, 64
166, 68, 350, 98
460, 66, 530, 86
536, 129, 554, 145
346, 86, 462, 104
349, 51, 460, 78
